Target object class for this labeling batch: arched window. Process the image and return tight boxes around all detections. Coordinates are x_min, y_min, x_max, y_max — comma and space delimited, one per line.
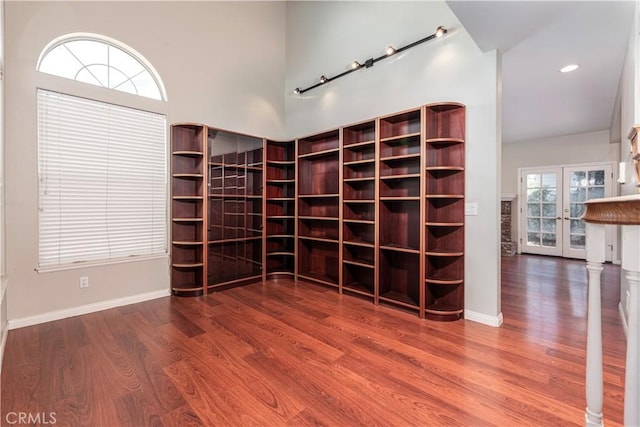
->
37, 33, 167, 101
36, 34, 168, 270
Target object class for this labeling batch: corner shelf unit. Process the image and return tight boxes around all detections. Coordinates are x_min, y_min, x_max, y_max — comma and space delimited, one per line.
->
424, 102, 466, 320
171, 124, 206, 296
171, 124, 263, 296
264, 140, 296, 279
171, 102, 465, 321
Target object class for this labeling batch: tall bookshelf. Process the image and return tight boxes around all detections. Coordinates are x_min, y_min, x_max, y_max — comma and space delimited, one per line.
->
171, 124, 206, 296
264, 140, 296, 279
341, 120, 377, 300
296, 130, 341, 288
377, 109, 423, 313
424, 103, 466, 320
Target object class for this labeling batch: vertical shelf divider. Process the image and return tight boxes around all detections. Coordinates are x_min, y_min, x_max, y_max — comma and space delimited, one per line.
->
374, 118, 381, 306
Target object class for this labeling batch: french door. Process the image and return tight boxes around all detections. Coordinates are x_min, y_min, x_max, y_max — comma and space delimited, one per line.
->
519, 163, 614, 260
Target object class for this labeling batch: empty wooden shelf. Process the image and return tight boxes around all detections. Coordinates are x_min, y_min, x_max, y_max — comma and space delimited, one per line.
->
264, 140, 296, 279
172, 101, 465, 321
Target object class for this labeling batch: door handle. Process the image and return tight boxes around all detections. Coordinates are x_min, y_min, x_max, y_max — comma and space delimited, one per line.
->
556, 217, 562, 220
564, 217, 570, 220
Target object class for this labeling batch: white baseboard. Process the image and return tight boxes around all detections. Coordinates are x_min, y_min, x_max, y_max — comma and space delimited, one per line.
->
465, 310, 504, 327
619, 301, 628, 339
8, 289, 170, 330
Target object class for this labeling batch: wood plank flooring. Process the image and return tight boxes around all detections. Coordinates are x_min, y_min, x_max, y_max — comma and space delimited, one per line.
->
1, 255, 627, 426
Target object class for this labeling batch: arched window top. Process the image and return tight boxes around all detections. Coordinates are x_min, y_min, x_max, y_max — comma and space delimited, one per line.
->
37, 33, 167, 101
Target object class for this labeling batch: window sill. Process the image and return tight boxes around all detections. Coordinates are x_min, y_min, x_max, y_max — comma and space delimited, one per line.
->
36, 253, 169, 274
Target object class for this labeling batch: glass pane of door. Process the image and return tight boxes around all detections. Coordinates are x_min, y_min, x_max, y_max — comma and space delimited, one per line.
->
526, 173, 558, 247
520, 168, 562, 257
562, 165, 612, 260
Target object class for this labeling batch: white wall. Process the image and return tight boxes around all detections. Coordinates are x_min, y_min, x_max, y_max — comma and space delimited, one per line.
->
285, 1, 502, 324
0, 0, 6, 363
502, 130, 620, 194
5, 1, 286, 322
618, 1, 639, 324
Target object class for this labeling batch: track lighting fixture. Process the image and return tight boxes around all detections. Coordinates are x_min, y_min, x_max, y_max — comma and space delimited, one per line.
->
293, 25, 448, 95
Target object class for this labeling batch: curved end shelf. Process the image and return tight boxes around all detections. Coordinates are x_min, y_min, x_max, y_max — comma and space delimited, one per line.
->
424, 308, 463, 322
425, 137, 464, 145
425, 278, 463, 285
425, 251, 464, 257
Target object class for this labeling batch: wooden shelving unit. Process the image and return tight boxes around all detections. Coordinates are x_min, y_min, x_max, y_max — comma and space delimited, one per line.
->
264, 140, 296, 279
171, 124, 263, 296
342, 120, 376, 299
207, 129, 263, 291
171, 124, 206, 296
171, 102, 465, 321
296, 130, 341, 288
424, 102, 466, 320
377, 108, 423, 313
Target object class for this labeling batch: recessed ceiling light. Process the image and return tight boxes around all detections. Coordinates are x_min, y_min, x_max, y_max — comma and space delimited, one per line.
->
560, 64, 579, 73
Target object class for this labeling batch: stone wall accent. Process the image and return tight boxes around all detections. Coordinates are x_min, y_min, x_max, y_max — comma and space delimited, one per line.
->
501, 198, 516, 256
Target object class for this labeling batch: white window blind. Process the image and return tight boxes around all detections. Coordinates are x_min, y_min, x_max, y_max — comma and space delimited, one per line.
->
37, 89, 167, 269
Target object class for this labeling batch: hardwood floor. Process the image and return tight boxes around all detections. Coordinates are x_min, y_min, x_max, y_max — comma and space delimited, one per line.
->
1, 255, 627, 426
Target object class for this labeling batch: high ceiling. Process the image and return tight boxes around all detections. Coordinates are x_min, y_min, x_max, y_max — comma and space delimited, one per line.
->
447, 1, 635, 143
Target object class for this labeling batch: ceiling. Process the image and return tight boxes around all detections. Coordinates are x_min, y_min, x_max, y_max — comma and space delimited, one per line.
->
446, 1, 635, 144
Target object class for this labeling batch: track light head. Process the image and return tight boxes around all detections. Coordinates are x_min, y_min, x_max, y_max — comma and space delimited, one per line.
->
294, 87, 301, 95
351, 61, 362, 69
320, 75, 328, 84
435, 26, 447, 38
386, 45, 396, 56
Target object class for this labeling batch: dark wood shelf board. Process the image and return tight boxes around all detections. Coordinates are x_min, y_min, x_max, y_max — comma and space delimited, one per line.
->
172, 263, 204, 268
379, 132, 421, 143
297, 273, 339, 288
298, 216, 340, 221
298, 236, 339, 244
425, 137, 464, 145
425, 251, 464, 257
342, 259, 374, 269
343, 140, 375, 150
380, 245, 420, 254
298, 147, 340, 159
379, 153, 421, 163
172, 150, 203, 157
425, 278, 464, 285
343, 240, 375, 248
379, 293, 420, 309
343, 159, 375, 166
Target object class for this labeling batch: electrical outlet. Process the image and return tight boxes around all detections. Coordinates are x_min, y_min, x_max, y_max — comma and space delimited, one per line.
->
79, 276, 89, 288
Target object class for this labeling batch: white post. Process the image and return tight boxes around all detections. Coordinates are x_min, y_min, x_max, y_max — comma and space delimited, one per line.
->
585, 222, 606, 427
621, 225, 640, 427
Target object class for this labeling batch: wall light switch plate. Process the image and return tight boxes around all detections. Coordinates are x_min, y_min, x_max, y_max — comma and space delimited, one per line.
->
465, 202, 478, 216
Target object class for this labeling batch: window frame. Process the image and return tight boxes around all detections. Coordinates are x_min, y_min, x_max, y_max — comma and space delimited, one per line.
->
36, 32, 168, 102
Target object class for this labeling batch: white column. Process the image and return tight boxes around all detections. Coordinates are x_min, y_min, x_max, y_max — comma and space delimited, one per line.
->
585, 222, 606, 427
621, 225, 640, 427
